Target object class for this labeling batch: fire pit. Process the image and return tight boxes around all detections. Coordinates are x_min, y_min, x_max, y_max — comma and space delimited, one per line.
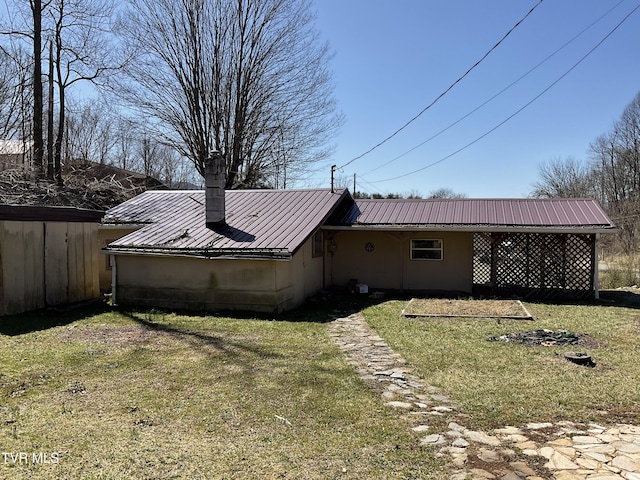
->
488, 329, 597, 367
487, 329, 580, 346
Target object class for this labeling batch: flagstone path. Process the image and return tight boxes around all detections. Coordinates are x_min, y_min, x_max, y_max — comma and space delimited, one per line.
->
327, 313, 640, 480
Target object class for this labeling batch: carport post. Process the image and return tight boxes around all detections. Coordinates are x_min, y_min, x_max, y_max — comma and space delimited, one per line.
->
593, 234, 600, 300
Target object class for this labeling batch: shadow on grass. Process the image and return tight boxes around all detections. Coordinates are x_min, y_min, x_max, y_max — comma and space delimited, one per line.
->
113, 290, 393, 325
281, 291, 393, 323
121, 310, 283, 361
510, 290, 640, 311
3, 287, 637, 338
0, 300, 111, 336
598, 289, 640, 308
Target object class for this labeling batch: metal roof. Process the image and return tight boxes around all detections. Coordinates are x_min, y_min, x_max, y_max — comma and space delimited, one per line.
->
104, 188, 351, 258
328, 198, 616, 232
104, 193, 616, 259
0, 139, 31, 155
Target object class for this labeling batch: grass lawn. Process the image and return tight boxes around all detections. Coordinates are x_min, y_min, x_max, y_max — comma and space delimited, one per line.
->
0, 304, 441, 479
363, 298, 640, 430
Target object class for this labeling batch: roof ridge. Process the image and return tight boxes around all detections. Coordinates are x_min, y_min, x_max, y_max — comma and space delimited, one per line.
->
142, 187, 340, 194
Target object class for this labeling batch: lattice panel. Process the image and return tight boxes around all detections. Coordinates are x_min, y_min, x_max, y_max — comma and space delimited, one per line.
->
473, 233, 492, 285
473, 232, 595, 298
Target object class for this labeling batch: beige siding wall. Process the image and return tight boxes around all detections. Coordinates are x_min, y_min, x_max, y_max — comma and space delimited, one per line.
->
113, 235, 325, 313
0, 220, 99, 316
326, 230, 473, 293
98, 227, 139, 292
113, 247, 316, 313
289, 236, 324, 308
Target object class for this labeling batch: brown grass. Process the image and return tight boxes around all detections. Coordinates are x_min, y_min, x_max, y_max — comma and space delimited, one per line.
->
402, 298, 532, 319
364, 299, 640, 428
0, 306, 443, 479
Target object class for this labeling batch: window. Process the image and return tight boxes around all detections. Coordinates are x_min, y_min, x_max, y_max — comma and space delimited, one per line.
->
410, 239, 443, 260
312, 230, 324, 257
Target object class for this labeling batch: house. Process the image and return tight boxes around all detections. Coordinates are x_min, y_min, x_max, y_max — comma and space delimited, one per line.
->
0, 204, 104, 316
101, 160, 617, 313
0, 139, 32, 170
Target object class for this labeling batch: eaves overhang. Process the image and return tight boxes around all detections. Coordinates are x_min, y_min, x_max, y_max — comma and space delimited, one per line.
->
323, 224, 619, 235
102, 246, 293, 261
99, 222, 148, 230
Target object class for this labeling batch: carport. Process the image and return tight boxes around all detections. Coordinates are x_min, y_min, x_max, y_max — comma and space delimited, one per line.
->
473, 231, 604, 300
326, 197, 617, 300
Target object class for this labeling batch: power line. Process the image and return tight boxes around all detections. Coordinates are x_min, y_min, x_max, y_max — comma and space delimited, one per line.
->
354, 174, 385, 197
338, 0, 544, 170
362, 0, 627, 177
365, 2, 640, 185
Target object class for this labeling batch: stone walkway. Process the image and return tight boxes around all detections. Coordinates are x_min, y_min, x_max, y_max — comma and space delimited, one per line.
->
327, 313, 640, 480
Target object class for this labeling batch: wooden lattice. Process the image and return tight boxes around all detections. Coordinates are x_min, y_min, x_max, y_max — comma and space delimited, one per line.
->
473, 234, 492, 285
473, 232, 595, 299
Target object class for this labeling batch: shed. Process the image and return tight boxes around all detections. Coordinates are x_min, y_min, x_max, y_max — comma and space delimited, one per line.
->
0, 204, 104, 316
102, 188, 349, 313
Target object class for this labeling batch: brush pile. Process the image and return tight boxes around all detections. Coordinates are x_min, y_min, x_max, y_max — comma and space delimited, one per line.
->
0, 164, 162, 210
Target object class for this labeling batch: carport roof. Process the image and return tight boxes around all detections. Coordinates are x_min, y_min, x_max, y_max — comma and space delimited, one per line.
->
327, 198, 617, 233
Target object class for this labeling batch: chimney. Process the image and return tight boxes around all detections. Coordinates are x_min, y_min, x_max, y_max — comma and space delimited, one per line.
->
205, 151, 226, 228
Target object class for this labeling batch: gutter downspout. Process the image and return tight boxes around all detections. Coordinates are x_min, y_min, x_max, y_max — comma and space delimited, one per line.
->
110, 254, 117, 306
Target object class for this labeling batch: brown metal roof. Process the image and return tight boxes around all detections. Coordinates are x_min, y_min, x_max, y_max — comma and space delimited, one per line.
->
104, 189, 351, 258
328, 198, 616, 232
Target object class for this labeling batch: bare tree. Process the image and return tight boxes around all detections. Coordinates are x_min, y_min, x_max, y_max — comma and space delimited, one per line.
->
0, 1, 51, 173
46, 39, 54, 177
530, 156, 596, 199
63, 97, 116, 165
428, 188, 467, 199
0, 46, 27, 140
137, 137, 192, 187
49, 0, 119, 185
111, 116, 137, 171
588, 92, 640, 252
115, 0, 341, 189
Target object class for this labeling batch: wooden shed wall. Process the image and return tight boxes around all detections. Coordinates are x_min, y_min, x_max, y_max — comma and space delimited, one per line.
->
0, 220, 99, 316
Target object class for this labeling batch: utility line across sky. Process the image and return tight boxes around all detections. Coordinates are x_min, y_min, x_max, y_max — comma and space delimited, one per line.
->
361, 0, 627, 178
361, 2, 640, 186
338, 0, 544, 170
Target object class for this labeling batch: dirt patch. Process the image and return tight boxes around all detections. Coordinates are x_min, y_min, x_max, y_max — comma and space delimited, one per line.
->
402, 298, 533, 319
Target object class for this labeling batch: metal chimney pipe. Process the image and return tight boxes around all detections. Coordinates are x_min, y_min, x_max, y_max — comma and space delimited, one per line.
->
205, 151, 226, 228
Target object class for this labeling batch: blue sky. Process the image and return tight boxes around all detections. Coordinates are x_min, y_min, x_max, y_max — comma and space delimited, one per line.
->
309, 0, 640, 198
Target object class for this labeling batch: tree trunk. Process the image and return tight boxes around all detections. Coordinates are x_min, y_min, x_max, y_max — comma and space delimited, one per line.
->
47, 41, 54, 180
54, 30, 64, 187
32, 0, 44, 177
